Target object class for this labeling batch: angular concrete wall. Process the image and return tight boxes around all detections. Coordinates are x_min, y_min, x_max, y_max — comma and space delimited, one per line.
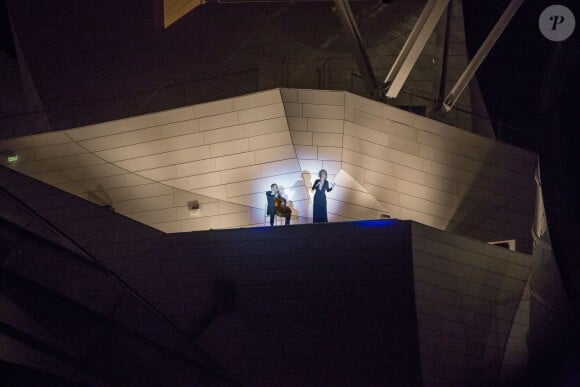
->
282, 88, 535, 251
0, 88, 536, 251
0, 167, 163, 269
412, 222, 531, 386
0, 202, 533, 385
1, 212, 422, 385
0, 204, 232, 385
340, 92, 536, 252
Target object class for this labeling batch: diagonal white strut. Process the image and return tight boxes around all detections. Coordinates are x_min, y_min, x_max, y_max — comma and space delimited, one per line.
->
334, 0, 382, 100
384, 0, 450, 99
442, 0, 525, 112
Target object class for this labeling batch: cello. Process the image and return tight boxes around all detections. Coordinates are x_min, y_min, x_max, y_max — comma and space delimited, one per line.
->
274, 191, 292, 217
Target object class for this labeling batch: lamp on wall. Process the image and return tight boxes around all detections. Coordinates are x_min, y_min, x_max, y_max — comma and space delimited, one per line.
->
188, 200, 200, 211
1, 150, 18, 164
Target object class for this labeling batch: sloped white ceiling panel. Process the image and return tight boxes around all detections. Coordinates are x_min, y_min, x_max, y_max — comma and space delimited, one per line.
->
0, 88, 536, 252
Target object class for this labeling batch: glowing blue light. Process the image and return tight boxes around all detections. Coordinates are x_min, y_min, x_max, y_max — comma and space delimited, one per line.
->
353, 219, 398, 227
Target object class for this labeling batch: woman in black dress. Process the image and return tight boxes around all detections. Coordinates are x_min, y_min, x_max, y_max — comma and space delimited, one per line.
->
312, 169, 335, 223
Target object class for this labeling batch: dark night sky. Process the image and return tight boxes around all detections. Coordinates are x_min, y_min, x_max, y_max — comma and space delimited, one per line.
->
463, 0, 557, 152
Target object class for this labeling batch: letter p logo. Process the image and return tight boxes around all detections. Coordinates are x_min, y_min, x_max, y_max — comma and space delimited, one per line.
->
550, 15, 565, 30
540, 5, 575, 41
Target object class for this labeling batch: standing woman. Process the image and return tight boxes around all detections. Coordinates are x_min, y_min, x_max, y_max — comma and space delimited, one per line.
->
312, 169, 335, 223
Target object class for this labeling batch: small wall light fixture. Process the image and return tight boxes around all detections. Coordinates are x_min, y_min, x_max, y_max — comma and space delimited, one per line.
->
1, 150, 18, 164
188, 200, 200, 211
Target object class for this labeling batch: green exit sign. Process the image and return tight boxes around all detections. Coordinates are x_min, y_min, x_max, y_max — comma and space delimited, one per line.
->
7, 154, 18, 163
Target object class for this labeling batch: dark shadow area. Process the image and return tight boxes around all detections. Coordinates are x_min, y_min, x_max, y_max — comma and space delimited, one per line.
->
0, 166, 164, 270
189, 279, 237, 340
143, 220, 420, 386
463, 0, 553, 152
0, 359, 84, 387
444, 149, 536, 255
2, 165, 423, 385
0, 0, 15, 58
0, 200, 237, 385
523, 8, 580, 384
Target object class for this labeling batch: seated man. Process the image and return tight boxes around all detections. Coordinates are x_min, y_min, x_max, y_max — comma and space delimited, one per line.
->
266, 183, 291, 226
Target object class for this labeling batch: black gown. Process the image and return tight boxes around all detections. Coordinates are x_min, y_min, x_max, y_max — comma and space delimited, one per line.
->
312, 179, 333, 223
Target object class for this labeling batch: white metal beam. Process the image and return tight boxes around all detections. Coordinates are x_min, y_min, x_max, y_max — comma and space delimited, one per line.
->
334, 0, 382, 100
384, 0, 449, 99
442, 0, 524, 112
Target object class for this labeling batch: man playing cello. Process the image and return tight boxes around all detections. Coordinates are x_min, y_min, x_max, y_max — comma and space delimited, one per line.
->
266, 183, 291, 226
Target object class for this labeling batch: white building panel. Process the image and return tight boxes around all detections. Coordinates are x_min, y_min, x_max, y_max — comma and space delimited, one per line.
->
243, 117, 287, 137
297, 159, 323, 176
209, 138, 250, 157
361, 154, 394, 175
312, 132, 342, 148
220, 165, 261, 184
203, 125, 244, 145
165, 133, 206, 152
117, 113, 157, 132
66, 122, 122, 142
175, 158, 216, 178
0, 88, 536, 252
199, 112, 238, 132
286, 117, 307, 131
302, 104, 344, 120
36, 142, 84, 159
316, 147, 341, 162
215, 152, 256, 170
125, 140, 168, 159
297, 89, 344, 106
307, 118, 344, 133
233, 89, 282, 111
236, 103, 286, 124
155, 106, 195, 126
282, 102, 302, 117
82, 163, 126, 179
248, 131, 292, 151
259, 158, 301, 178
193, 98, 234, 118
341, 148, 363, 166
185, 172, 222, 190
290, 131, 312, 146
294, 145, 317, 160
254, 145, 296, 164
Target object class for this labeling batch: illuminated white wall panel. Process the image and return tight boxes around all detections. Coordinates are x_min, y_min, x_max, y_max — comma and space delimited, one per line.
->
0, 88, 536, 251
342, 92, 535, 252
